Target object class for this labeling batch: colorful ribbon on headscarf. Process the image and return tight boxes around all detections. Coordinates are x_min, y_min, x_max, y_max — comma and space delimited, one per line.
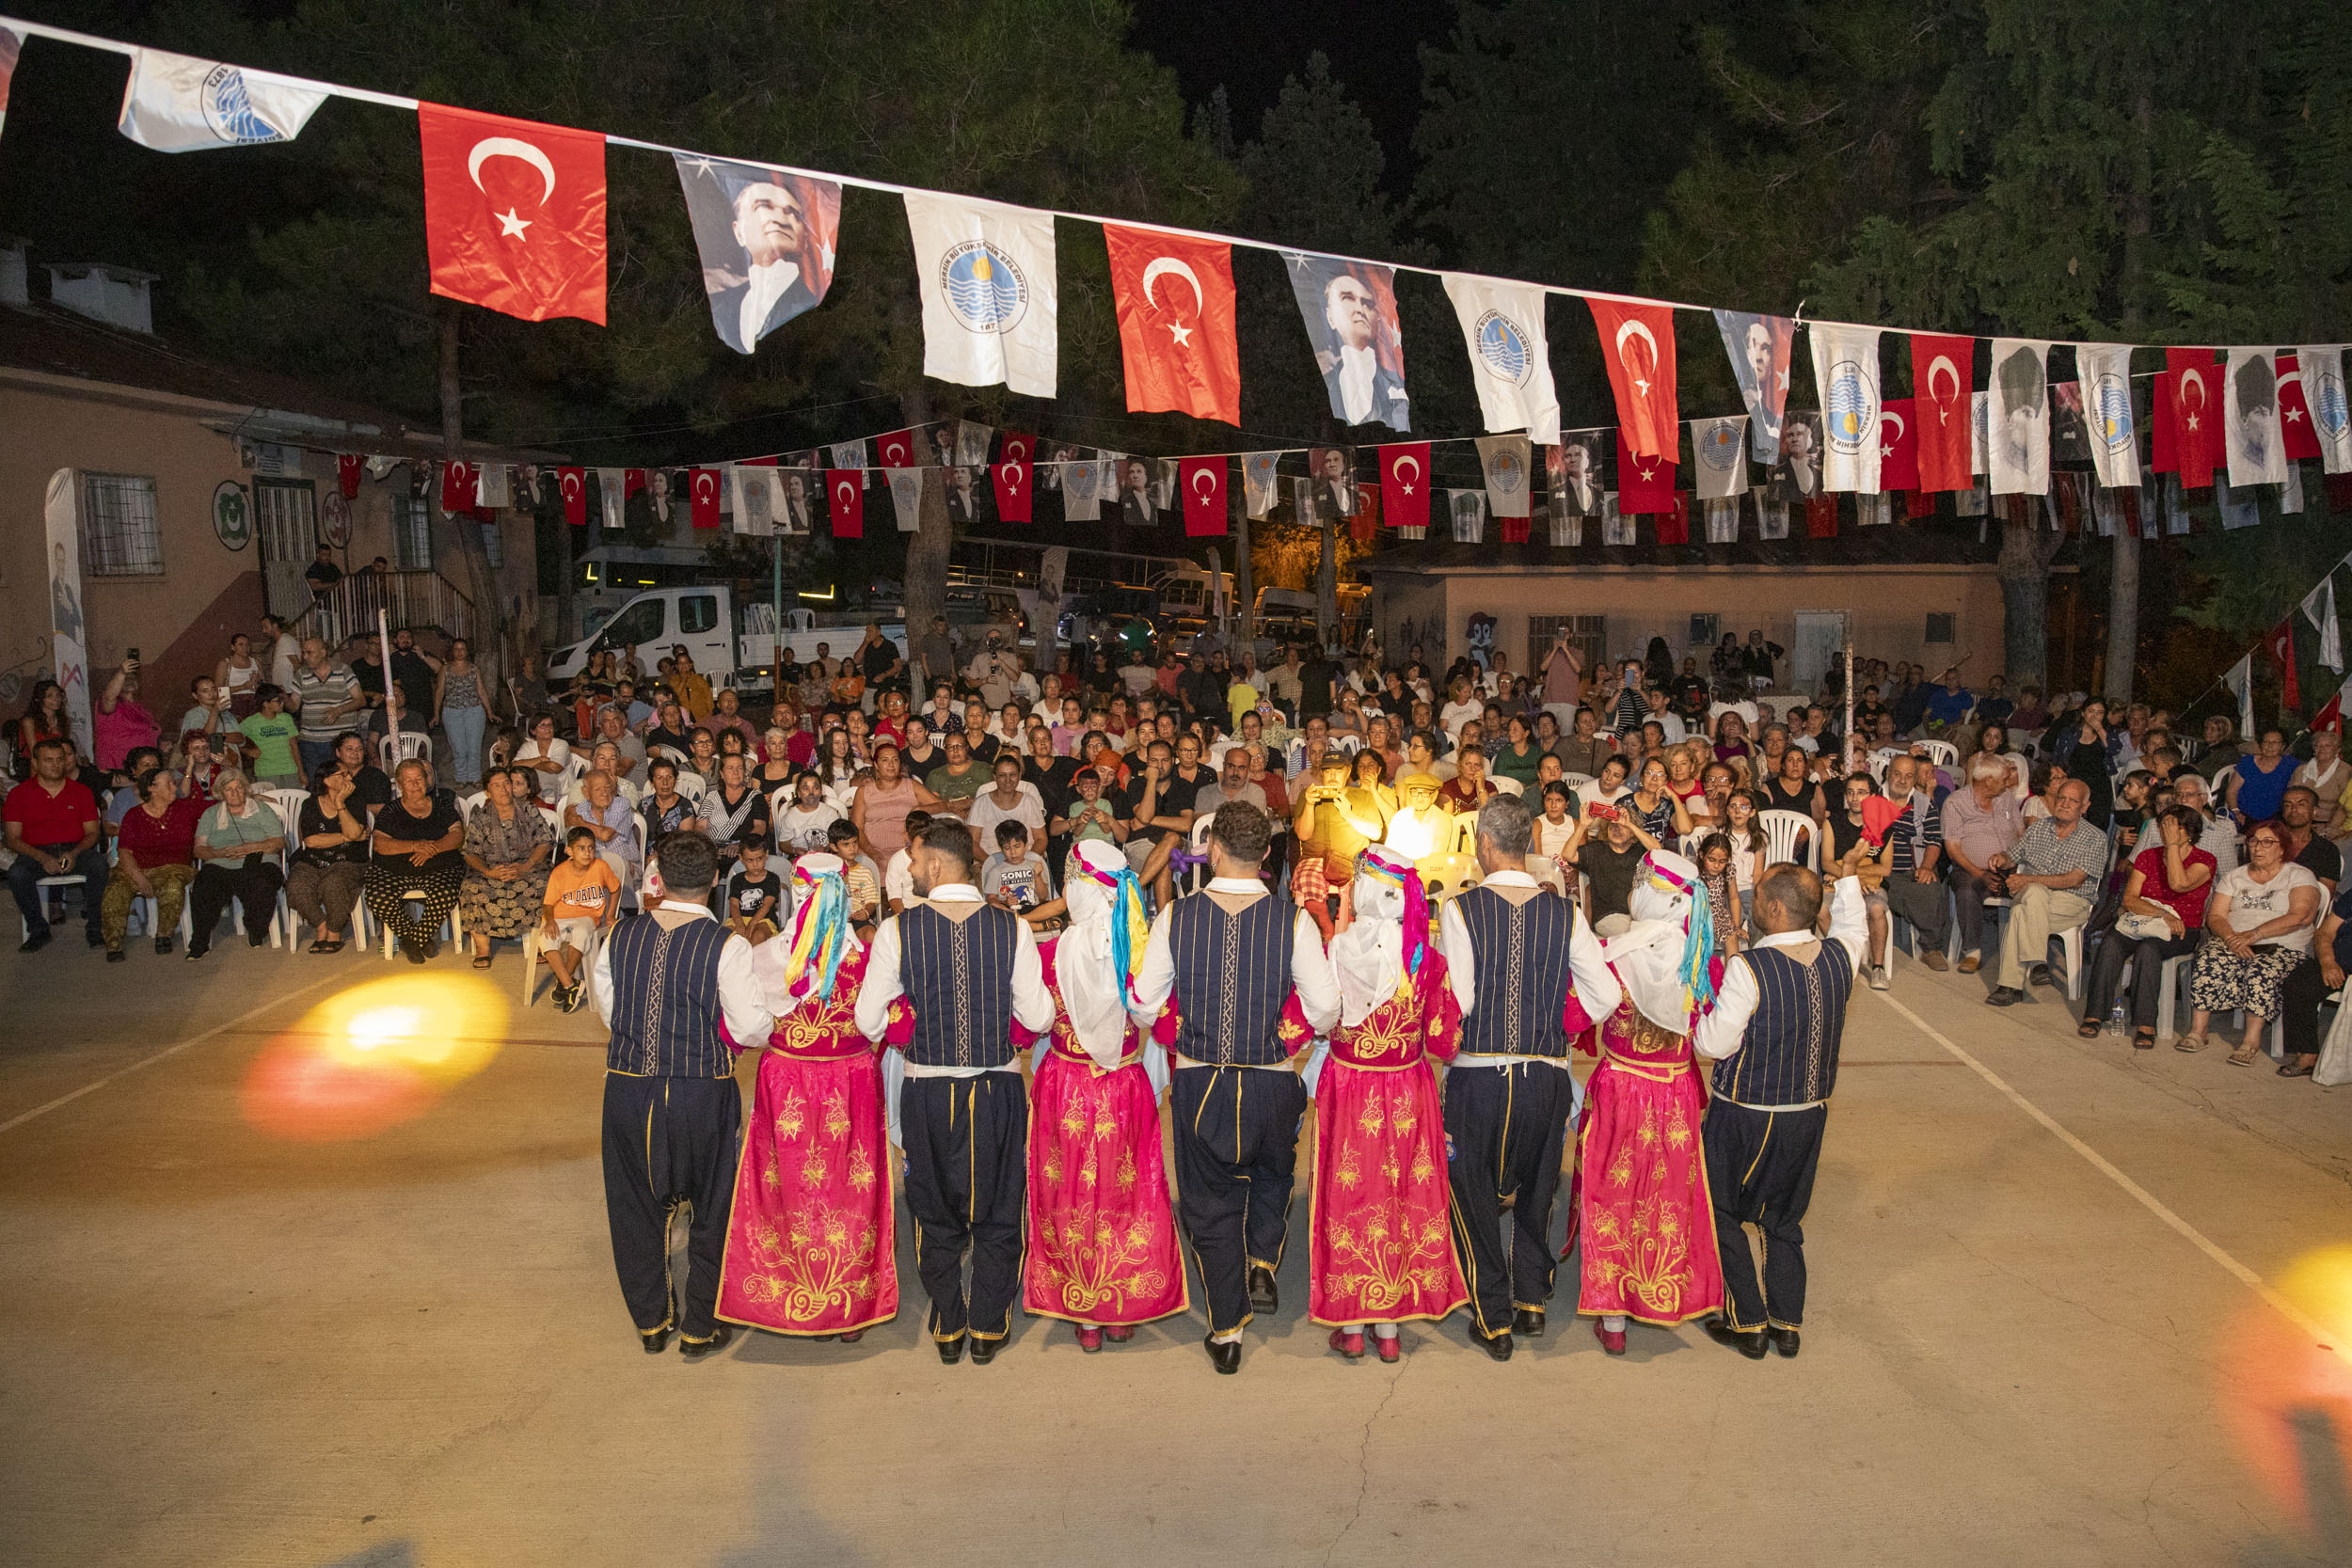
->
1353, 844, 1429, 978
1638, 852, 1720, 1029
784, 857, 852, 1003
1074, 850, 1152, 996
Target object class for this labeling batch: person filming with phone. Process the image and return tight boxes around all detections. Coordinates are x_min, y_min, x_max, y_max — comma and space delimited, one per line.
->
1558, 793, 1659, 927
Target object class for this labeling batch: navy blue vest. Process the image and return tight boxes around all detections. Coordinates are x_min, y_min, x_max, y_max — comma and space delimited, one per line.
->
1711, 941, 1855, 1105
1454, 885, 1578, 1059
899, 901, 1020, 1069
1166, 891, 1295, 1067
603, 912, 735, 1077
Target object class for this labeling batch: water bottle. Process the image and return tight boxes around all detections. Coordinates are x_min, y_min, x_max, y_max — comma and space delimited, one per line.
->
2105, 1000, 2128, 1037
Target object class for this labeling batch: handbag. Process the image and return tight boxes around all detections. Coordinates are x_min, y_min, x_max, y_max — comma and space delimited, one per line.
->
2112, 911, 2175, 942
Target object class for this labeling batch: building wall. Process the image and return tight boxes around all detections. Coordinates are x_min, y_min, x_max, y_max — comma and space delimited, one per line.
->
1368, 565, 2009, 690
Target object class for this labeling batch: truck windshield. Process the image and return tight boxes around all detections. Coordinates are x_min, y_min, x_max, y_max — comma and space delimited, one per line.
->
597, 597, 666, 650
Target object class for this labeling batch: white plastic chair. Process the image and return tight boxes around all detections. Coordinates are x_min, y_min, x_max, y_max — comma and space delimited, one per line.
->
1757, 808, 1820, 871
11, 871, 89, 945
1489, 775, 1524, 798
456, 790, 487, 818
378, 732, 434, 772
1917, 737, 1959, 771
267, 786, 371, 955
522, 922, 599, 1008
1560, 772, 1596, 796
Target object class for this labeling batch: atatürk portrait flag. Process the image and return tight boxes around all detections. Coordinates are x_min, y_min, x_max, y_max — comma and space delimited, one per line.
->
672, 154, 840, 355
1104, 225, 1240, 426
420, 103, 607, 325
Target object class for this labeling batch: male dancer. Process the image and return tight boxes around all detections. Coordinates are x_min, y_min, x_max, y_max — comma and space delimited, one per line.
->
592, 831, 773, 1358
1131, 802, 1340, 1373
1436, 796, 1621, 1360
1692, 852, 1867, 1359
856, 818, 1054, 1363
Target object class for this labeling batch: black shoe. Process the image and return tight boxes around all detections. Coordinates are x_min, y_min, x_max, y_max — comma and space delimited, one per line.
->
185, 942, 209, 961
19, 929, 51, 954
1767, 1325, 1801, 1359
247, 928, 269, 947
85, 927, 103, 947
404, 938, 427, 966
969, 1335, 1000, 1366
1475, 1327, 1514, 1361
1247, 1265, 1279, 1314
1511, 1307, 1546, 1338
105, 948, 126, 963
1204, 1333, 1241, 1375
937, 1334, 966, 1365
1985, 987, 2023, 1007
425, 937, 442, 960
2026, 963, 2053, 989
640, 1325, 672, 1355
1705, 1317, 1770, 1359
677, 1324, 733, 1360
154, 935, 174, 956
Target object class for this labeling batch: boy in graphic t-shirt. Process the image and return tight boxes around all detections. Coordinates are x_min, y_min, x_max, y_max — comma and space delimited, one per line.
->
979, 820, 1055, 920
722, 836, 784, 943
541, 826, 621, 1012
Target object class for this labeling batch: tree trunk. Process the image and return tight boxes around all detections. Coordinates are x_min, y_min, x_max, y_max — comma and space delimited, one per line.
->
435, 308, 506, 695
897, 381, 948, 645
1997, 501, 2063, 692
2102, 87, 2155, 706
2104, 525, 2139, 703
1234, 491, 1254, 654
1314, 514, 1337, 649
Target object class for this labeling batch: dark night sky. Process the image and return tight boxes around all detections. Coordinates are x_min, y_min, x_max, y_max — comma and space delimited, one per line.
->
1128, 0, 1455, 198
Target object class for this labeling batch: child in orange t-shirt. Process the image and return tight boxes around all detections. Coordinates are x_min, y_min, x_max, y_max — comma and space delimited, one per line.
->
542, 826, 622, 1011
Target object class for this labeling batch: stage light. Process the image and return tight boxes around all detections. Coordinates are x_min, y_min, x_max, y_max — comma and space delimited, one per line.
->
2219, 1244, 2352, 1529
241, 972, 510, 1142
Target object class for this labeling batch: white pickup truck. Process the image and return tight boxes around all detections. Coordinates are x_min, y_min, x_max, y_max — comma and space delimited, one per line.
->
547, 586, 905, 692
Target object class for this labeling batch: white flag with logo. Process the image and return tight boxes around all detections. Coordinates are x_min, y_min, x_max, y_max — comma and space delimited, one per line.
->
1987, 339, 2051, 496
2225, 348, 2288, 487
473, 464, 511, 509
2303, 576, 2342, 673
902, 193, 1057, 397
1807, 325, 1883, 492
887, 467, 925, 532
1704, 497, 1740, 543
1475, 436, 1533, 518
2296, 346, 2352, 473
1970, 391, 1990, 475
1446, 489, 1486, 543
118, 47, 329, 151
596, 468, 626, 533
1690, 415, 1748, 500
1242, 452, 1282, 520
1442, 275, 1560, 444
2226, 655, 2254, 747
2075, 343, 2139, 488
729, 465, 778, 536
829, 440, 867, 486
1548, 508, 1580, 547
1058, 459, 1102, 522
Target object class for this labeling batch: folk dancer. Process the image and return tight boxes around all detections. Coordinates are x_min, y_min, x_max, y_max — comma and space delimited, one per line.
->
1692, 853, 1867, 1359
1306, 844, 1469, 1361
1021, 840, 1188, 1351
1436, 796, 1622, 1360
855, 819, 1054, 1364
1575, 848, 1727, 1354
592, 830, 773, 1358
1131, 802, 1341, 1374
716, 854, 901, 1342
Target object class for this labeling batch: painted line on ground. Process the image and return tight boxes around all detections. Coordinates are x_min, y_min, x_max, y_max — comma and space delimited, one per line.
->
1875, 988, 2334, 1346
0, 968, 354, 1135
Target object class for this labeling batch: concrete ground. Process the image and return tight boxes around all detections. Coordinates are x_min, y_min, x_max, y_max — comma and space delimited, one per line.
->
4, 928, 2352, 1568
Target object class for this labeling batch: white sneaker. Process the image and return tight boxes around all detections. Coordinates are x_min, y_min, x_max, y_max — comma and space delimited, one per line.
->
1867, 965, 1891, 991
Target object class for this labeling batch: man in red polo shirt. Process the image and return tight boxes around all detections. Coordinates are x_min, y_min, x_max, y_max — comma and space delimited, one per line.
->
4, 736, 106, 951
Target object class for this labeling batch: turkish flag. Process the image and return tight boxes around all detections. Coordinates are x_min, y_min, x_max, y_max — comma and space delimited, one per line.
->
1806, 495, 1839, 538
2279, 353, 2323, 462
826, 469, 864, 538
440, 459, 476, 512
1905, 487, 1937, 519
1655, 493, 1690, 546
1615, 431, 1676, 513
1587, 299, 1677, 459
876, 429, 917, 468
624, 468, 646, 499
2315, 673, 2352, 734
558, 467, 587, 526
1380, 443, 1431, 531
1911, 333, 1974, 490
337, 453, 363, 499
2268, 619, 2301, 712
1879, 398, 1920, 492
1352, 485, 1380, 546
999, 431, 1037, 465
1104, 225, 1241, 426
2168, 347, 2219, 489
689, 468, 722, 530
2151, 370, 2177, 473
1179, 457, 1227, 537
419, 103, 605, 325
992, 461, 1033, 523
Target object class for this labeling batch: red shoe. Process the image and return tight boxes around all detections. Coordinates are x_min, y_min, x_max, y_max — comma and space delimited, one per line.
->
1375, 1333, 1401, 1363
836, 1329, 864, 1344
1076, 1326, 1104, 1354
1593, 1319, 1627, 1356
1102, 1324, 1134, 1342
1329, 1328, 1365, 1359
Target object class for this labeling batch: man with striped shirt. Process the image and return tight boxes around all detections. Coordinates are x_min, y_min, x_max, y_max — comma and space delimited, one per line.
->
1877, 753, 1949, 980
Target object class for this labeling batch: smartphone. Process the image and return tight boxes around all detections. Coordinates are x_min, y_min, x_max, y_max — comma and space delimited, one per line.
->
126, 647, 140, 661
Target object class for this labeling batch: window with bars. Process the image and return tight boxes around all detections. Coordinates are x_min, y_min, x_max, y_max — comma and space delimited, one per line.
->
1925, 612, 1956, 644
392, 497, 433, 570
77, 472, 163, 576
1528, 614, 1607, 681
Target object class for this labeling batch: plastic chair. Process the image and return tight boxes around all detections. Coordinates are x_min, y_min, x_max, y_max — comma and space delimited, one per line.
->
456, 790, 487, 818
1183, 815, 1216, 895
378, 732, 434, 772
11, 872, 88, 945
1560, 772, 1596, 796
1489, 775, 1524, 798
1918, 737, 1959, 771
1757, 808, 1820, 871
521, 922, 599, 1008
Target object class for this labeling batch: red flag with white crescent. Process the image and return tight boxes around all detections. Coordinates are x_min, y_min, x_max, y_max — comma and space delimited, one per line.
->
992, 460, 1033, 523
2168, 347, 2219, 489
999, 431, 1037, 465
1587, 298, 1677, 459
1615, 431, 1677, 513
2315, 672, 2352, 734
1105, 225, 1241, 426
440, 459, 476, 512
1380, 442, 1431, 531
624, 468, 646, 499
1909, 333, 1974, 491
2278, 353, 2323, 463
1879, 398, 1920, 492
418, 103, 606, 325
2267, 618, 2301, 711
558, 466, 586, 526
1180, 457, 1227, 537
876, 429, 916, 468
1655, 492, 1691, 546
1352, 484, 1380, 546
337, 453, 363, 499
689, 467, 722, 530
1806, 494, 1839, 538
826, 469, 864, 539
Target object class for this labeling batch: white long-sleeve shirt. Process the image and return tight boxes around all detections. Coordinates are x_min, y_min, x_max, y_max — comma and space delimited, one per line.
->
1129, 877, 1341, 1063
1435, 869, 1623, 1058
1693, 876, 1867, 1107
852, 882, 1054, 1070
590, 899, 772, 1053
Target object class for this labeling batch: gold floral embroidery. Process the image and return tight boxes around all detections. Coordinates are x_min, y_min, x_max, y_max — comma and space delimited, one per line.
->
735, 1196, 882, 1323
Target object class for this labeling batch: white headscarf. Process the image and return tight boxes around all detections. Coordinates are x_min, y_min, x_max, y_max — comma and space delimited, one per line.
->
1057, 840, 1137, 1069
1331, 861, 1406, 1029
1602, 847, 1702, 1034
